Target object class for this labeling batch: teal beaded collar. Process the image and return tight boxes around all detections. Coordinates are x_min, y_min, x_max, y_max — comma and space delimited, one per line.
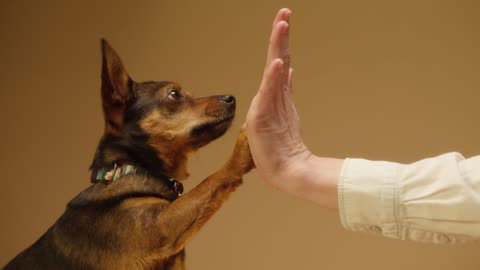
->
90, 163, 184, 197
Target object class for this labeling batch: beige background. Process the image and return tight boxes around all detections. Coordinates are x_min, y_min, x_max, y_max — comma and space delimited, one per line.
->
1, 0, 479, 269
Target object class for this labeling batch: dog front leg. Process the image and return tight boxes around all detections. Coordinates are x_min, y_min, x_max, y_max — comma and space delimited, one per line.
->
155, 128, 254, 255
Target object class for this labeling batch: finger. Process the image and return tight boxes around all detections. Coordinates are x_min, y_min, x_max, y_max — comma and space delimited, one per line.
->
258, 58, 284, 98
266, 20, 290, 63
265, 21, 290, 74
283, 68, 297, 114
272, 8, 291, 29
287, 68, 293, 93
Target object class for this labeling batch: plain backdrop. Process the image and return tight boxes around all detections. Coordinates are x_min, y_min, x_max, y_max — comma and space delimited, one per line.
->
1, 0, 479, 269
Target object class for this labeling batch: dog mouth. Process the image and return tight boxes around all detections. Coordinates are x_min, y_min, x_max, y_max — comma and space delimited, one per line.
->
190, 114, 235, 138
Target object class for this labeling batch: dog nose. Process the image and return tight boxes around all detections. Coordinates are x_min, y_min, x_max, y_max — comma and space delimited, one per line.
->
220, 95, 235, 104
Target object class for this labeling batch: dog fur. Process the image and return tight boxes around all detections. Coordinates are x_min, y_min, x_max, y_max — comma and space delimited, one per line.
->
3, 39, 254, 270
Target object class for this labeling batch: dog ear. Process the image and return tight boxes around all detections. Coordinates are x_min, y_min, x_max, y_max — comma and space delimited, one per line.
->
100, 38, 133, 131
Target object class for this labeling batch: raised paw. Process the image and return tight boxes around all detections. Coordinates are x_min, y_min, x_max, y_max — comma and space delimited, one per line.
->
225, 127, 255, 176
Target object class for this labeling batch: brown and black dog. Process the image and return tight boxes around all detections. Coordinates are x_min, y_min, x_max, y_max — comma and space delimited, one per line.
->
3, 40, 254, 270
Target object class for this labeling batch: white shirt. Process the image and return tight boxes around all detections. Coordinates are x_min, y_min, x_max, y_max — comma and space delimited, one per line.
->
338, 152, 480, 244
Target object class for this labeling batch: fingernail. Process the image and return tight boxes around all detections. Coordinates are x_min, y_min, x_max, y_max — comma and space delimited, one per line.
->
281, 8, 292, 16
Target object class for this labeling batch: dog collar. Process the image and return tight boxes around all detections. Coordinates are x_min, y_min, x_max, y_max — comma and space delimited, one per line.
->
90, 163, 184, 196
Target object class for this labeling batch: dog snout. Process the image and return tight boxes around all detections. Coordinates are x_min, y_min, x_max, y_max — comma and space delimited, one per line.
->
220, 95, 235, 105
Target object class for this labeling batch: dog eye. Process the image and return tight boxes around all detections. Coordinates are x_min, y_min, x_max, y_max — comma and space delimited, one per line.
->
168, 89, 182, 101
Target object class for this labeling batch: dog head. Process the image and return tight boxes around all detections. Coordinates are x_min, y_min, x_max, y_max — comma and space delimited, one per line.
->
91, 39, 235, 180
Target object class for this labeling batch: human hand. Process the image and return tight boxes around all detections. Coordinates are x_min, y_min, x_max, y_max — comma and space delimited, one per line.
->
246, 9, 310, 192
246, 9, 342, 208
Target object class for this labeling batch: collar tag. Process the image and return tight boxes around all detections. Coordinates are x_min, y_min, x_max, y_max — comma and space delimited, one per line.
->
169, 178, 184, 196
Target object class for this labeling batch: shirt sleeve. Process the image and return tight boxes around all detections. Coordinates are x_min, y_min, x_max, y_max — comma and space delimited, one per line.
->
338, 152, 480, 244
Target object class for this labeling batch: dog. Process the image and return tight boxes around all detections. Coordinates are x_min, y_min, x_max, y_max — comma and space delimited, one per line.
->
3, 39, 254, 270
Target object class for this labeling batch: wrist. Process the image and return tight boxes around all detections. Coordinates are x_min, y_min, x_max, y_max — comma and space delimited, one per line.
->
283, 153, 343, 210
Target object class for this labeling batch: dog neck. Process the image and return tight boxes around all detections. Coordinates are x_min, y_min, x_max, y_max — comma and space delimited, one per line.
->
90, 163, 184, 197
69, 173, 181, 208
90, 133, 192, 182
154, 150, 191, 181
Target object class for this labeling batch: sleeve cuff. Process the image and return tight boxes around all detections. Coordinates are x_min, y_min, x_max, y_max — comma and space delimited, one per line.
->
338, 158, 405, 238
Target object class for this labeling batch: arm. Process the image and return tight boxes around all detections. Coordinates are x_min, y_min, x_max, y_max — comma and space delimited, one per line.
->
246, 8, 480, 244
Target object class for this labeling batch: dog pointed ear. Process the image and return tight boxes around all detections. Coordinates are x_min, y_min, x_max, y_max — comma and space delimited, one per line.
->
100, 38, 133, 130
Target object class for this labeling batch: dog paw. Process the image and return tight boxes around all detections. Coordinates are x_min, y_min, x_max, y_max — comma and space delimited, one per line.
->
225, 127, 255, 175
